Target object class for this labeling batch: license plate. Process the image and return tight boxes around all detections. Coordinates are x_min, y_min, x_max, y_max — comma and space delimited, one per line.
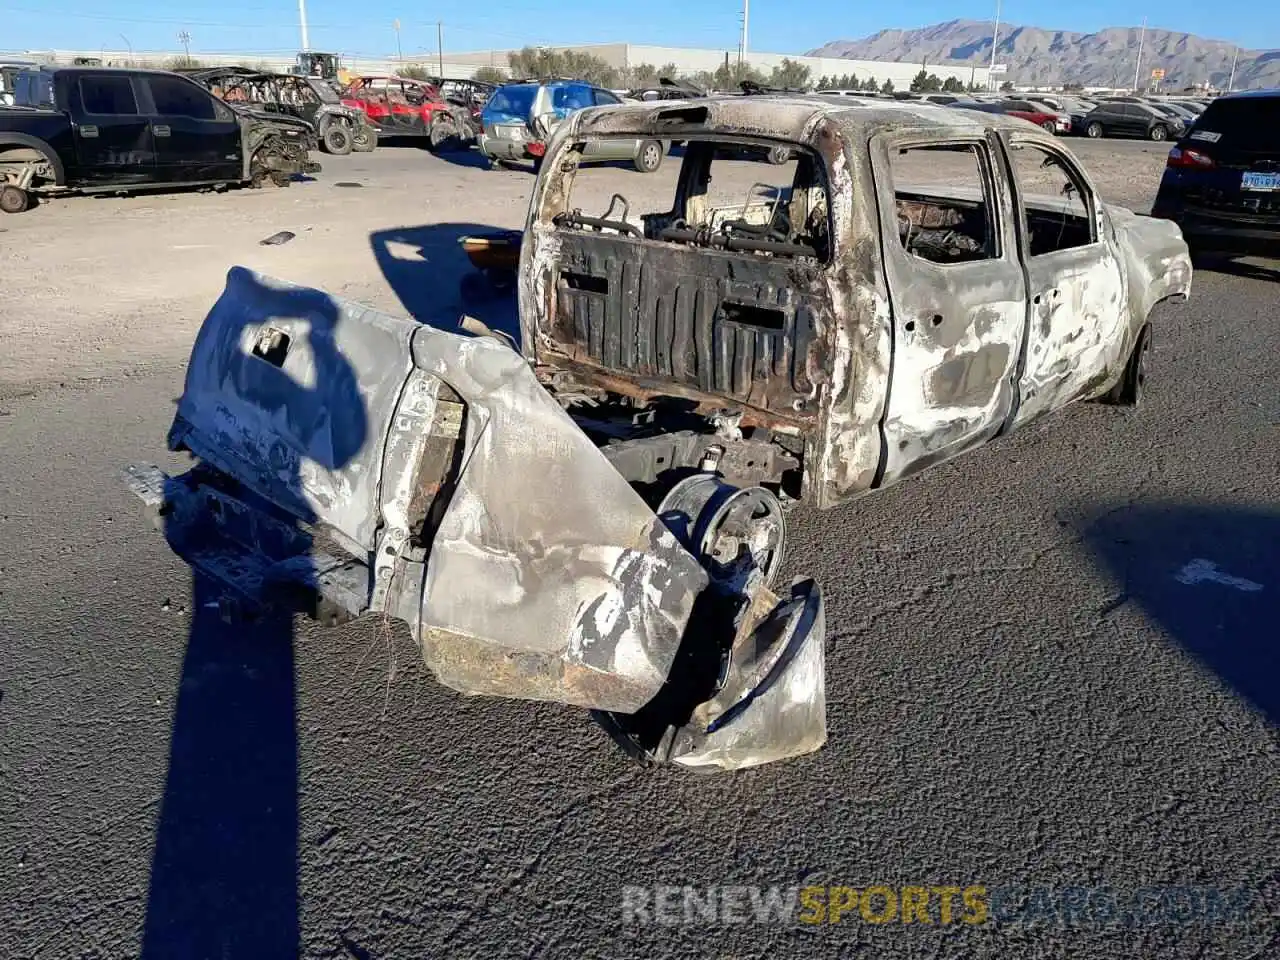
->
1241, 171, 1280, 191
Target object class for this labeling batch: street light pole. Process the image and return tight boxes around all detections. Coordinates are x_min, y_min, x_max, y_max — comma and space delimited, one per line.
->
1227, 47, 1238, 92
988, 0, 1002, 90
437, 21, 444, 80
394, 19, 402, 64
1132, 17, 1146, 92
298, 0, 310, 52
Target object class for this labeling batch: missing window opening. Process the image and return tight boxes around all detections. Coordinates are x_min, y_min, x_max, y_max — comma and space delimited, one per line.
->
251, 328, 290, 367
561, 271, 609, 295
719, 302, 786, 331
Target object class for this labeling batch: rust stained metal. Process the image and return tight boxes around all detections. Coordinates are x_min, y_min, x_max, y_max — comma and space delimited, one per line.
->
523, 95, 1192, 510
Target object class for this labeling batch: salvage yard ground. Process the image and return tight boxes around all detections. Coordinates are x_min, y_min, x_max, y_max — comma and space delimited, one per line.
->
1, 137, 1277, 959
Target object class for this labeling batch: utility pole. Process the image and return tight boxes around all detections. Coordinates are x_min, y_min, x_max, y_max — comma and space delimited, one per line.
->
1132, 17, 1146, 92
298, 0, 310, 52
988, 0, 1002, 91
437, 21, 444, 80
1227, 47, 1238, 92
178, 31, 191, 59
394, 19, 402, 64
742, 0, 749, 61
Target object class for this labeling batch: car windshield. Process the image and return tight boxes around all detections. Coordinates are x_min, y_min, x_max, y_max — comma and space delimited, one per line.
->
1191, 97, 1280, 151
487, 85, 537, 119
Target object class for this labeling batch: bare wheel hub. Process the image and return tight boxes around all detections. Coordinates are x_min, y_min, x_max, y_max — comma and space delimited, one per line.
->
657, 474, 785, 594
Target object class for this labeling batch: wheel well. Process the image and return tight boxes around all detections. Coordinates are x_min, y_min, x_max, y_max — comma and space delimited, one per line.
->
0, 136, 65, 184
0, 146, 46, 164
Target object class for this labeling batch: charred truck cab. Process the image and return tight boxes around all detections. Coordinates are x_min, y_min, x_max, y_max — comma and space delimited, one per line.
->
520, 96, 1191, 509
127, 96, 1190, 773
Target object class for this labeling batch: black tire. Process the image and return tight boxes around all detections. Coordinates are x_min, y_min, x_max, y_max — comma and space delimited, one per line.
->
1149, 124, 1168, 142
428, 119, 458, 152
1041, 120, 1056, 133
531, 156, 543, 175
1086, 122, 1104, 139
1103, 323, 1151, 406
0, 185, 30, 214
322, 123, 353, 155
352, 126, 377, 153
634, 139, 664, 173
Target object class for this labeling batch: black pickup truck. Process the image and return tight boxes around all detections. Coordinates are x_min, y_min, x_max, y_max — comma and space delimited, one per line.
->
0, 66, 321, 213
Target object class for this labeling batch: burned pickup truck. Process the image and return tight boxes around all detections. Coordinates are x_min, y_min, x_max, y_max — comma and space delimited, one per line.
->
126, 96, 1191, 771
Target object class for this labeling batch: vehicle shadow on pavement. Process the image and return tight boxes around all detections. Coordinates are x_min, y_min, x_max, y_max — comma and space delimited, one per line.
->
1080, 501, 1279, 724
430, 145, 498, 170
142, 274, 369, 958
1192, 256, 1280, 283
369, 222, 521, 346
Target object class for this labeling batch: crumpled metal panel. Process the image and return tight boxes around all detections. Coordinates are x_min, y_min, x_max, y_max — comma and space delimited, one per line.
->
668, 579, 827, 771
170, 266, 417, 553
408, 327, 710, 713
1107, 203, 1193, 323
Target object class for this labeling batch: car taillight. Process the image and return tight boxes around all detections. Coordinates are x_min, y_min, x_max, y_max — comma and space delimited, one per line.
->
1167, 146, 1214, 169
527, 141, 546, 157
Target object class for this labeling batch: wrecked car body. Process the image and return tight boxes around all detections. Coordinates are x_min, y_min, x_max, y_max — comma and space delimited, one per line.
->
340, 76, 474, 149
187, 67, 377, 155
127, 96, 1190, 772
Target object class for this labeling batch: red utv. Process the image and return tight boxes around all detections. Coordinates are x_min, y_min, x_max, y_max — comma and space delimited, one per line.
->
340, 75, 475, 149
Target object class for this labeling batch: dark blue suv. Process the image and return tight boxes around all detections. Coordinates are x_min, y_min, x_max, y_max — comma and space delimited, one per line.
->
1152, 90, 1280, 258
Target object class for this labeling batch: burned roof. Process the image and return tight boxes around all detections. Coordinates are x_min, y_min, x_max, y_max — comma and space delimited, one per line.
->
566, 92, 1053, 144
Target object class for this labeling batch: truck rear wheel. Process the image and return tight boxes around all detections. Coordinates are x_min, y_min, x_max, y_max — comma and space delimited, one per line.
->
1102, 323, 1151, 406
0, 185, 30, 214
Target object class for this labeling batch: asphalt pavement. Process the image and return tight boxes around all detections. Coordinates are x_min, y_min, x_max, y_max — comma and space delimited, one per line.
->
0, 139, 1277, 959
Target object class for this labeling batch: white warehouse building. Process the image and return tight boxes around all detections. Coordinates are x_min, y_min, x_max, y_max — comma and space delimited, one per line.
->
6, 43, 990, 89
448, 42, 991, 88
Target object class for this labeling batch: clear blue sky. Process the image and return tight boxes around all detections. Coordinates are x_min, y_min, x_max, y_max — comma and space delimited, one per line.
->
0, 0, 1270, 58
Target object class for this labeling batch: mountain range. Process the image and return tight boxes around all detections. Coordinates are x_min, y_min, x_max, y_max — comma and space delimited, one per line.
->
808, 19, 1279, 89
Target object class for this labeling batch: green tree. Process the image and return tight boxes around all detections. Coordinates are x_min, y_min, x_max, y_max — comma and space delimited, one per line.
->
910, 69, 944, 92
999, 80, 1015, 92
397, 63, 433, 80
770, 57, 812, 90
507, 46, 620, 87
942, 76, 965, 93
628, 62, 660, 87
712, 60, 766, 90
880, 78, 894, 94
689, 70, 717, 91
164, 55, 204, 70
472, 65, 508, 84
